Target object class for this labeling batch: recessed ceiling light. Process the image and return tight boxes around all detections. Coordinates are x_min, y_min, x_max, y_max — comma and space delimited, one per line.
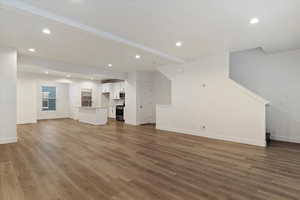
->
45, 71, 49, 74
28, 48, 36, 52
250, 18, 259, 24
43, 28, 51, 35
66, 74, 71, 78
108, 64, 113, 67
176, 41, 182, 47
135, 54, 141, 59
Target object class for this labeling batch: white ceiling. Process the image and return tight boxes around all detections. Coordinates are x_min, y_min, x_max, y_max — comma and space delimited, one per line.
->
1, 0, 300, 72
0, 6, 175, 72
18, 55, 127, 80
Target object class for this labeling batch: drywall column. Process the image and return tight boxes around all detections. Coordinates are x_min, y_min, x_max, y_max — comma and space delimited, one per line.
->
0, 48, 17, 144
125, 72, 137, 125
17, 73, 38, 124
125, 71, 160, 125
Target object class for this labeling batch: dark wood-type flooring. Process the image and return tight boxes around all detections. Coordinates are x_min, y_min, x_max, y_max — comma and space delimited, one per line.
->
1, 119, 300, 200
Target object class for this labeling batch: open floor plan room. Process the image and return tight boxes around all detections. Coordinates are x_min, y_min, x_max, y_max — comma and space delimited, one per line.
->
1, 0, 300, 199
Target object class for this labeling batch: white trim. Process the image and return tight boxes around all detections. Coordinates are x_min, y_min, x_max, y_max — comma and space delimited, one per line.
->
271, 136, 300, 144
125, 121, 138, 126
0, 137, 18, 144
157, 126, 266, 147
17, 120, 37, 125
37, 116, 70, 120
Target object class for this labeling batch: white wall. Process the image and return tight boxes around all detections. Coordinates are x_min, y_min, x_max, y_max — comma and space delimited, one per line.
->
157, 53, 268, 147
153, 71, 171, 121
0, 48, 17, 144
230, 48, 300, 143
17, 73, 71, 121
17, 74, 37, 124
37, 81, 70, 120
17, 72, 101, 122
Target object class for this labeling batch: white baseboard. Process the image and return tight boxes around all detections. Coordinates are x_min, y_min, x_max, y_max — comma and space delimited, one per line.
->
17, 120, 37, 125
125, 120, 138, 126
157, 126, 266, 147
271, 136, 300, 144
0, 137, 18, 144
38, 116, 70, 120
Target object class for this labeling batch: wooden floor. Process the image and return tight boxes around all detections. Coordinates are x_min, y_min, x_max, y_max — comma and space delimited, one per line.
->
1, 119, 300, 200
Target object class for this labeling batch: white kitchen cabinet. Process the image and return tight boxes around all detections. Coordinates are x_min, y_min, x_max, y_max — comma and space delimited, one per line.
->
102, 83, 111, 93
112, 82, 121, 100
112, 92, 119, 100
102, 81, 125, 99
120, 81, 125, 93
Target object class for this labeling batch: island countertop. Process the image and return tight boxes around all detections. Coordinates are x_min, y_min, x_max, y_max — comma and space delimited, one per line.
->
78, 106, 108, 110
76, 106, 108, 125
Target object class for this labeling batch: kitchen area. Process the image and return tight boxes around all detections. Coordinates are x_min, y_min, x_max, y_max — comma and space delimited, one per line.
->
16, 71, 128, 127
17, 71, 169, 128
72, 79, 126, 126
101, 80, 126, 122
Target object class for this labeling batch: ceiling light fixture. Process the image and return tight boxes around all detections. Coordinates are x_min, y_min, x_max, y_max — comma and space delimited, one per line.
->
135, 54, 141, 59
176, 41, 182, 47
91, 77, 94, 80
43, 28, 51, 34
28, 48, 36, 52
45, 71, 49, 74
250, 18, 259, 24
108, 64, 113, 67
66, 74, 71, 78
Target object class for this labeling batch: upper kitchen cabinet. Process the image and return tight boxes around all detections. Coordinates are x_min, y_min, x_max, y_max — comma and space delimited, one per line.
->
102, 81, 125, 99
112, 82, 121, 100
111, 81, 125, 100
102, 83, 111, 93
120, 81, 125, 93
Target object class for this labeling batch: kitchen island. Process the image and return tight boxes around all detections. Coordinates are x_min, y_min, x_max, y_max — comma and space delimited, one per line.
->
77, 107, 108, 125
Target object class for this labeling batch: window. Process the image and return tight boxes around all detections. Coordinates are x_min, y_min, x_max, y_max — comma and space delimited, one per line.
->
81, 89, 92, 107
42, 86, 56, 111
